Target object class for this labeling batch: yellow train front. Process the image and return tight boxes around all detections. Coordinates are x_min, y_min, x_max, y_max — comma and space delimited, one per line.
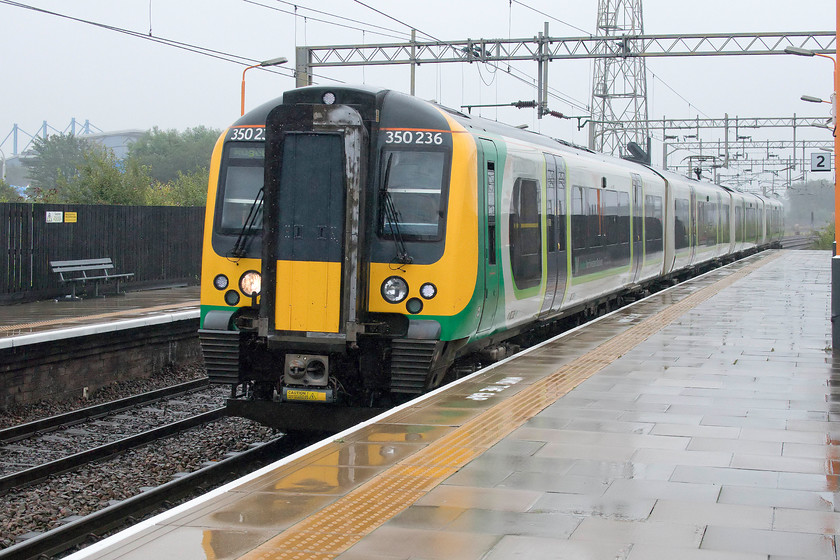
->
199, 86, 480, 431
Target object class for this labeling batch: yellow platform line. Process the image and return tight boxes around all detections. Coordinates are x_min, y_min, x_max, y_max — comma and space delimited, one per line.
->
0, 301, 199, 333
240, 252, 781, 560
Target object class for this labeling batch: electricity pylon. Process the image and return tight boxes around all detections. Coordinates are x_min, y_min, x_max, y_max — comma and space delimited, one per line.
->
590, 0, 650, 157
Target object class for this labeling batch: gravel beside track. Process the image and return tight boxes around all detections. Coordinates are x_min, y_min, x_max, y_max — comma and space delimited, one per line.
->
0, 416, 279, 550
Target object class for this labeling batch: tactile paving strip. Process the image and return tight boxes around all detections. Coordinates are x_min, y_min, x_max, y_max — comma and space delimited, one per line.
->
240, 252, 782, 560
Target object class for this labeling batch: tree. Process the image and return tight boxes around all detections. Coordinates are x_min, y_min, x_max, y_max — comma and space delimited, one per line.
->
23, 134, 93, 199
0, 178, 23, 202
57, 147, 151, 205
145, 168, 209, 206
128, 126, 221, 183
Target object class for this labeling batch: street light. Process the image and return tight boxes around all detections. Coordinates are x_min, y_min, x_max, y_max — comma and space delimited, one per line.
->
801, 94, 830, 104
240, 56, 288, 116
785, 40, 840, 349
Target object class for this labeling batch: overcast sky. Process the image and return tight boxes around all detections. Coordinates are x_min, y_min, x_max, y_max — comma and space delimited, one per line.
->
0, 0, 836, 179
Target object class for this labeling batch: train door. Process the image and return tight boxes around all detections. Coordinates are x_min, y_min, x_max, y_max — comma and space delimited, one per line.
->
631, 173, 644, 283
477, 139, 500, 334
539, 154, 568, 318
275, 133, 346, 332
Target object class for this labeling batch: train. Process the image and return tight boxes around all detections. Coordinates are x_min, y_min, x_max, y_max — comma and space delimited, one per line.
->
198, 85, 783, 431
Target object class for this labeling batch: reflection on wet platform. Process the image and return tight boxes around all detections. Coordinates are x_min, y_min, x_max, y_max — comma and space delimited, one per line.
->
68, 251, 840, 560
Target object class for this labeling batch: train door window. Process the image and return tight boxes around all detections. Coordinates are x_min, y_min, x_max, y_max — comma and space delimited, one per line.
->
509, 178, 542, 289
218, 143, 266, 233
487, 161, 496, 264
720, 201, 730, 244
674, 198, 690, 250
587, 187, 603, 247
644, 195, 663, 253
380, 149, 449, 241
546, 166, 556, 253
556, 160, 567, 252
735, 205, 744, 243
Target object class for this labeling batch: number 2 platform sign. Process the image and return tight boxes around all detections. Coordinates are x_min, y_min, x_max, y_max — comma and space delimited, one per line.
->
811, 152, 832, 172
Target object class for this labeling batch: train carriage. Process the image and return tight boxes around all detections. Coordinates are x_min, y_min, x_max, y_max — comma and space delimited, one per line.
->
198, 85, 782, 431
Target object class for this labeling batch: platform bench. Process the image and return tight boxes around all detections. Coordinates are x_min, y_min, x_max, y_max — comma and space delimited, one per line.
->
50, 258, 134, 299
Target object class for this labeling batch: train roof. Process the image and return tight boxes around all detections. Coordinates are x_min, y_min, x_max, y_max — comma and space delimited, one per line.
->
235, 85, 781, 207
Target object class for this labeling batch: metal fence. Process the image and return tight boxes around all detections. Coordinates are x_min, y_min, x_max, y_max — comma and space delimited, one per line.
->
0, 204, 204, 302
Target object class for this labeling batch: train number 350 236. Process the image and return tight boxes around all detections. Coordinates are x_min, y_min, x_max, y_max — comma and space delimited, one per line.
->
229, 127, 266, 141
385, 130, 444, 145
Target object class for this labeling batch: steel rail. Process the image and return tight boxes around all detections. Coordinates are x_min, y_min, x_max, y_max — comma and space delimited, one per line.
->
0, 378, 209, 443
0, 408, 226, 493
781, 235, 818, 250
0, 434, 314, 560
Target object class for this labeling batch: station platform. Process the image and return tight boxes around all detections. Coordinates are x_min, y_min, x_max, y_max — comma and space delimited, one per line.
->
68, 250, 837, 560
0, 286, 200, 349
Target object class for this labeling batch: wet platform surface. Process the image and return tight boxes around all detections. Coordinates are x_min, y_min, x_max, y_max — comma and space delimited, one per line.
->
0, 286, 199, 347
68, 250, 838, 560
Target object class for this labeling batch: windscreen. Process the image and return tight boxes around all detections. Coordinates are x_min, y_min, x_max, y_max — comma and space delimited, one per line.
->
217, 143, 265, 233
381, 149, 447, 240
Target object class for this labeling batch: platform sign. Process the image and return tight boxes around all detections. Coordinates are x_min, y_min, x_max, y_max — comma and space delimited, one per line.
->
811, 152, 832, 172
45, 211, 63, 223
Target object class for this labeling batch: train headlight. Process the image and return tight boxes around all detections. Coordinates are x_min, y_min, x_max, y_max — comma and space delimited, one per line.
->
420, 282, 437, 299
239, 271, 261, 297
322, 91, 336, 105
213, 274, 229, 290
381, 276, 408, 304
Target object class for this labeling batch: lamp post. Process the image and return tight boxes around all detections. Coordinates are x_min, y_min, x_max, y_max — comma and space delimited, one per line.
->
785, 39, 840, 349
240, 57, 288, 116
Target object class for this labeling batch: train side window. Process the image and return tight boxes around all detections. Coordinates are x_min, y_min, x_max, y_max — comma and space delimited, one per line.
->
645, 195, 663, 253
735, 205, 744, 243
509, 177, 542, 289
618, 192, 630, 245
603, 189, 619, 245
571, 186, 586, 250
674, 198, 690, 250
720, 202, 730, 243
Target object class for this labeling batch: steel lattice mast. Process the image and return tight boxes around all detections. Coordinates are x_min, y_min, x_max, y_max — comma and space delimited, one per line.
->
590, 0, 649, 157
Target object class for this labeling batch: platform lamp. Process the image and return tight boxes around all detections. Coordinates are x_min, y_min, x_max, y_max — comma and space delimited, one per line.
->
241, 57, 288, 116
785, 42, 840, 350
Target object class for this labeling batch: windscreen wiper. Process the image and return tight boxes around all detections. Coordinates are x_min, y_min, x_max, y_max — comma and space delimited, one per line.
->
380, 154, 412, 265
230, 187, 264, 259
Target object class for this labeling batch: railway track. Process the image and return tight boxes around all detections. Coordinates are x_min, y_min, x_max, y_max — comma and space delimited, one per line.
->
0, 380, 226, 491
780, 234, 817, 250
0, 432, 318, 560
0, 378, 209, 443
